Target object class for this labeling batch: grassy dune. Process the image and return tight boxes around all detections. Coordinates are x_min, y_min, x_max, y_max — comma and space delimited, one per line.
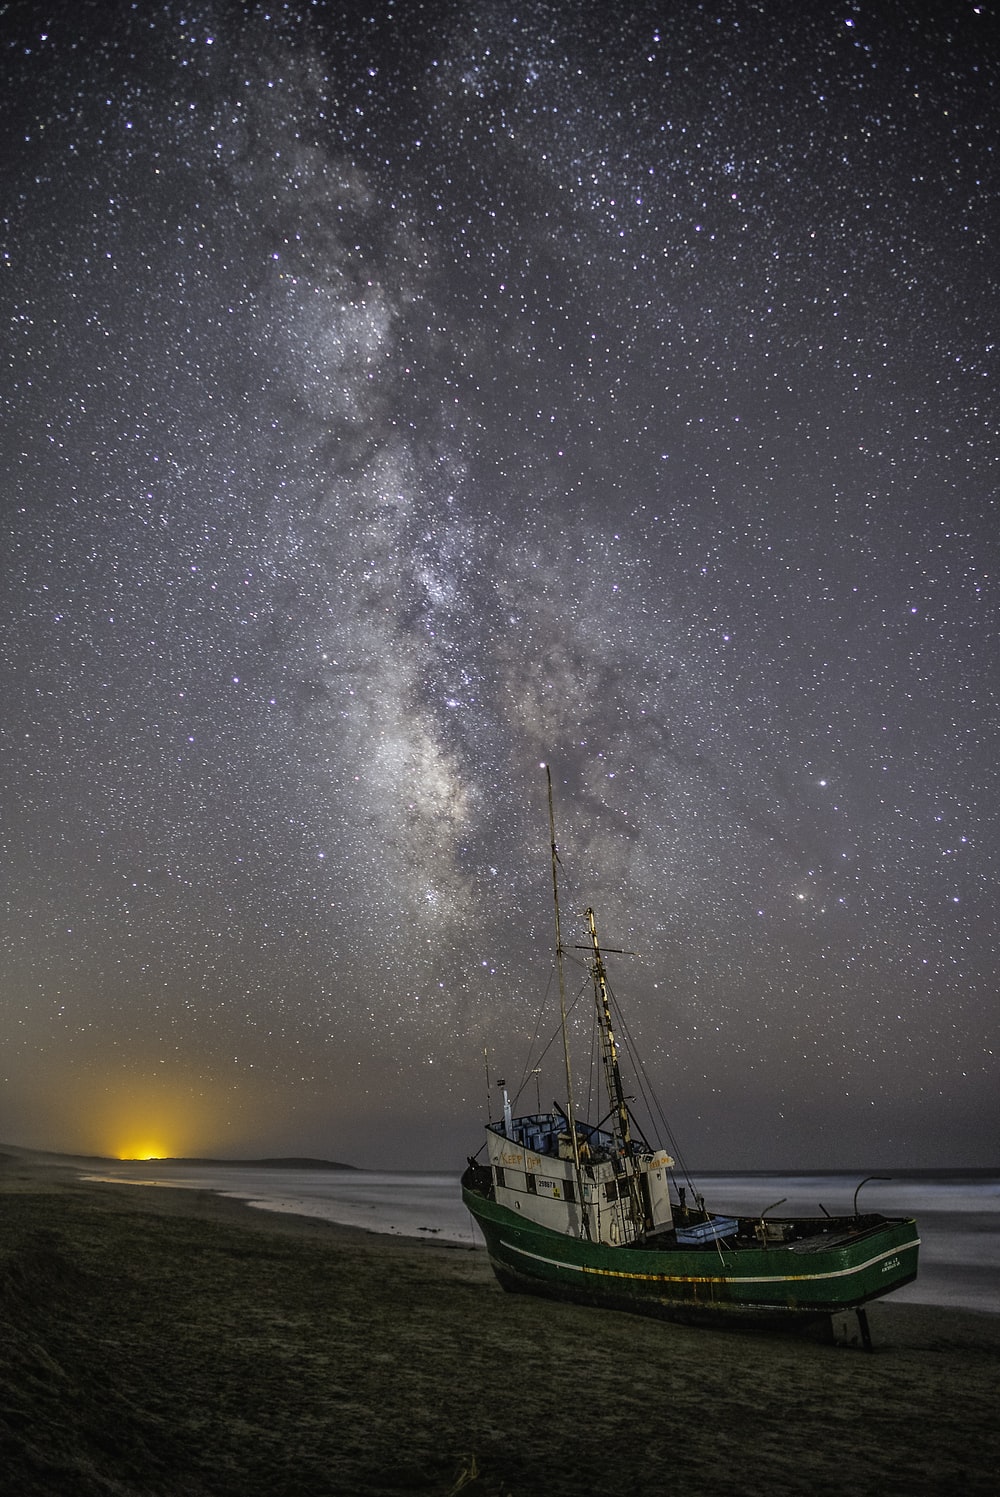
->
1, 1155, 998, 1495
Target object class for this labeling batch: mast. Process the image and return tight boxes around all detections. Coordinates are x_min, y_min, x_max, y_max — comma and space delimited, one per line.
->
586, 905, 648, 1236
584, 907, 634, 1156
545, 765, 590, 1237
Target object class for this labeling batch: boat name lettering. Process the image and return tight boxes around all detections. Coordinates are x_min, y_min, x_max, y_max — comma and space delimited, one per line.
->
881, 1256, 901, 1273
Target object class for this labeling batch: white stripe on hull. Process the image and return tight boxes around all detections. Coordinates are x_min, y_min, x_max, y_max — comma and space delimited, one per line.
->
497, 1234, 921, 1287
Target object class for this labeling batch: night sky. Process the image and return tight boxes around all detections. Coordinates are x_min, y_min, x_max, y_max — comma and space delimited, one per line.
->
2, 1, 996, 1170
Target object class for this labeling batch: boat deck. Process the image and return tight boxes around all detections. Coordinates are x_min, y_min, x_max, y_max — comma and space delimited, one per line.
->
632, 1212, 897, 1253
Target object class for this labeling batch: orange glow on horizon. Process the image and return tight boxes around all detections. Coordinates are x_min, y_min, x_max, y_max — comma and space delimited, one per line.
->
9, 1060, 305, 1161
86, 1079, 229, 1159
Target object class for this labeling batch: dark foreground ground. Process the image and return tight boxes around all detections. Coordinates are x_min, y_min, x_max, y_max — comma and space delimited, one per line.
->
1, 1154, 998, 1496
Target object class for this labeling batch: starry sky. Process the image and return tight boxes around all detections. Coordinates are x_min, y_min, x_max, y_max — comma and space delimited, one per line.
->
2, 0, 997, 1170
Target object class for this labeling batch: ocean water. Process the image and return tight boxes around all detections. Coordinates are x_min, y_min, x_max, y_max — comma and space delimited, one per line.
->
83, 1165, 1000, 1317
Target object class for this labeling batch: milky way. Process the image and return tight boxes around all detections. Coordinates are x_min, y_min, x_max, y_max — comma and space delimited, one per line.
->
1, 1, 996, 1167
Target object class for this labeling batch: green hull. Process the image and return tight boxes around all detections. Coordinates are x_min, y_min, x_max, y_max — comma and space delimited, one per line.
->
462, 1173, 920, 1328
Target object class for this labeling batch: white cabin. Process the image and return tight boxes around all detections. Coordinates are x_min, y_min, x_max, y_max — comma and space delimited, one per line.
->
485, 1111, 674, 1246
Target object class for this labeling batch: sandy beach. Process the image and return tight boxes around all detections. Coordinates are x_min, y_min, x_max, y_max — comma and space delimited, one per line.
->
2, 1153, 998, 1496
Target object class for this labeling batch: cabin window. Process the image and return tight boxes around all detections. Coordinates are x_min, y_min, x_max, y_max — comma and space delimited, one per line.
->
564, 1178, 575, 1204
494, 1166, 505, 1189
526, 1172, 537, 1194
604, 1178, 631, 1203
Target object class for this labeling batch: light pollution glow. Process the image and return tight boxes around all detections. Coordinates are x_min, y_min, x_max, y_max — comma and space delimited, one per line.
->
6, 1066, 243, 1161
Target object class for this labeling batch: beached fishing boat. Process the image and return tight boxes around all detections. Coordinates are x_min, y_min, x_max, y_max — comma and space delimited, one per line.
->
462, 770, 920, 1341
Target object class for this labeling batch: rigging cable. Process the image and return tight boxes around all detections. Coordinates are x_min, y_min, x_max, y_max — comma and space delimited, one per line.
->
606, 979, 700, 1199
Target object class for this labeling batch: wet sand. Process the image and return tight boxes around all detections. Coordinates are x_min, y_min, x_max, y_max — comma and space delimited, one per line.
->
2, 1153, 998, 1496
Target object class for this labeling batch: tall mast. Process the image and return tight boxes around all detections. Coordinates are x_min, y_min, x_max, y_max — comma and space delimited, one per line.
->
545, 765, 589, 1237
585, 906, 634, 1156
586, 905, 647, 1236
